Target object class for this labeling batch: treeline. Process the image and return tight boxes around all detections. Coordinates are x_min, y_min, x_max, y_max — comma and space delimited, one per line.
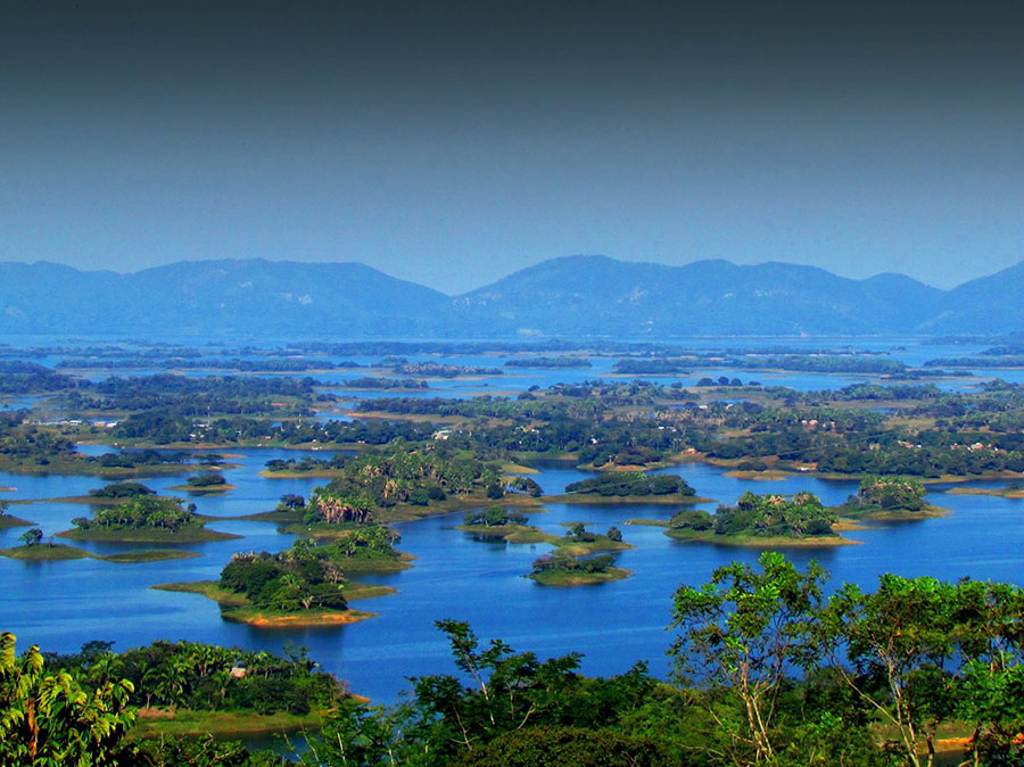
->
7, 555, 1022, 766
57, 356, 355, 371
0, 361, 81, 394
305, 445, 501, 515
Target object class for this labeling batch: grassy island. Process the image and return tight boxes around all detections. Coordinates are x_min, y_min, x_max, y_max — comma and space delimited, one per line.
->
527, 523, 632, 586
1, 544, 201, 563
1, 542, 91, 560
529, 551, 629, 586
170, 471, 236, 494
155, 536, 398, 628
946, 482, 1024, 500
663, 492, 855, 547
58, 495, 239, 543
837, 476, 946, 520
544, 471, 707, 505
283, 445, 540, 531
458, 506, 558, 544
0, 501, 33, 529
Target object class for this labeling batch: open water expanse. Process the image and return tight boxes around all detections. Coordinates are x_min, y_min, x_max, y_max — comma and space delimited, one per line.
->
1, 338, 1023, 703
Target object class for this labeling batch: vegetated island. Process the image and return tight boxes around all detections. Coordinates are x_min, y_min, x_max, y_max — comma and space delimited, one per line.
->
528, 523, 631, 586
458, 506, 556, 544
836, 476, 947, 520
0, 500, 33, 529
722, 459, 795, 480
155, 535, 400, 628
543, 471, 708, 505
1, 527, 201, 563
169, 471, 236, 494
945, 480, 1024, 500
504, 356, 592, 369
455, 509, 631, 585
648, 491, 856, 547
274, 445, 541, 534
32, 480, 165, 506
57, 495, 239, 543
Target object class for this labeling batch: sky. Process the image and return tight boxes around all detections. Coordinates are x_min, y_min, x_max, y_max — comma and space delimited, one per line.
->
2, 1, 1023, 294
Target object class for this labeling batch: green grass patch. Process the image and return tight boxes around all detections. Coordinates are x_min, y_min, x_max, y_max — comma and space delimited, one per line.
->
168, 483, 237, 494
664, 528, 858, 548
0, 543, 91, 560
542, 493, 711, 505
0, 514, 34, 529
530, 567, 630, 587
131, 708, 324, 739
58, 526, 239, 543
153, 579, 392, 628
99, 549, 201, 563
458, 524, 560, 545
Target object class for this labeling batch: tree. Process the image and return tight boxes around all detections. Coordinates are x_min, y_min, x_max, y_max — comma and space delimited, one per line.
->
0, 632, 137, 765
817, 575, 959, 767
452, 726, 672, 767
19, 528, 42, 547
669, 552, 827, 765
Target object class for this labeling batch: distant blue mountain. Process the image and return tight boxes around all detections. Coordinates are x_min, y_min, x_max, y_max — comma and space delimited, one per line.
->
0, 255, 1017, 337
450, 255, 945, 336
0, 259, 449, 337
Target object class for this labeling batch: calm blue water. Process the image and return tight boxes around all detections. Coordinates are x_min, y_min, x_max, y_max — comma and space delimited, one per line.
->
2, 337, 1023, 702
1, 445, 1022, 704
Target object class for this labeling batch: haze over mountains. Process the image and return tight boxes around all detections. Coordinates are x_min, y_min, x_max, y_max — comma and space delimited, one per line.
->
0, 255, 1019, 338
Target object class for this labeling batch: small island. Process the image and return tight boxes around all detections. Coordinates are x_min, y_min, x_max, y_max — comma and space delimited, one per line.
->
946, 480, 1024, 500
529, 551, 629, 587
838, 476, 945, 520
0, 500, 33, 529
274, 445, 539, 532
2, 527, 201, 563
170, 471, 236, 494
87, 481, 157, 501
661, 491, 854, 547
58, 495, 239, 543
155, 536, 398, 628
545, 471, 705, 504
527, 523, 631, 586
458, 506, 554, 544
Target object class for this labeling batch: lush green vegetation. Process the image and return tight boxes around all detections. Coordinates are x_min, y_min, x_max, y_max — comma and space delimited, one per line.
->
89, 481, 157, 499
666, 491, 841, 544
4, 556, 1024, 765
564, 471, 695, 497
530, 551, 628, 586
62, 496, 236, 542
167, 535, 402, 625
463, 506, 529, 529
297, 445, 505, 526
340, 377, 429, 389
505, 356, 592, 368
839, 476, 936, 518
0, 360, 80, 393
391, 362, 502, 378
185, 472, 229, 488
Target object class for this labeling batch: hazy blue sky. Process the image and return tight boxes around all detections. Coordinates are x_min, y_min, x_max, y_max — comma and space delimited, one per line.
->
2, 1, 1022, 293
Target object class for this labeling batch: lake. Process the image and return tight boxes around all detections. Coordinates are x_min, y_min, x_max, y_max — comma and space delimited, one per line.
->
2, 444, 1022, 704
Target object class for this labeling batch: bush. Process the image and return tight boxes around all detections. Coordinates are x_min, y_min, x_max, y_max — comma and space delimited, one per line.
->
452, 726, 674, 767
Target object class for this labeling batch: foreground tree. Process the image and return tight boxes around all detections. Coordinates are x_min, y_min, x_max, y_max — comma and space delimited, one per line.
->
0, 632, 137, 766
669, 552, 828, 765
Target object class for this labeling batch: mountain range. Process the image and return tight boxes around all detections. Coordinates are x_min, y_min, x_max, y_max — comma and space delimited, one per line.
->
0, 255, 1019, 338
